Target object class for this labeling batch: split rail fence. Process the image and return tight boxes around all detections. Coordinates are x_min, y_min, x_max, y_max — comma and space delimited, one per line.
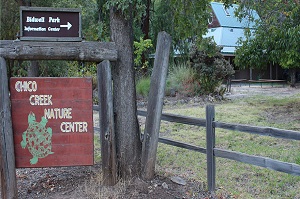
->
94, 105, 300, 192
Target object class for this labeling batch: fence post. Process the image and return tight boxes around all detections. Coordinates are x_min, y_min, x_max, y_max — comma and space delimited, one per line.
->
97, 60, 117, 185
141, 31, 171, 180
206, 105, 216, 192
0, 57, 18, 199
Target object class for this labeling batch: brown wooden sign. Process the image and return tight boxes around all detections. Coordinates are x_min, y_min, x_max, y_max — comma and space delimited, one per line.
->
10, 77, 93, 168
20, 7, 81, 41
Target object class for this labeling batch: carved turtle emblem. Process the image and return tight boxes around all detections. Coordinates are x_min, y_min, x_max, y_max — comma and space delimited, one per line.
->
21, 112, 54, 165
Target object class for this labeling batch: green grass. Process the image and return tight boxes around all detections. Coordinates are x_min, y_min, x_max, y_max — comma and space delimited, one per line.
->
155, 94, 300, 198
94, 135, 101, 163
136, 76, 151, 97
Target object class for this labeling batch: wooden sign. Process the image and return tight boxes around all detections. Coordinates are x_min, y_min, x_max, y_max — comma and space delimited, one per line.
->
10, 77, 93, 168
20, 7, 81, 41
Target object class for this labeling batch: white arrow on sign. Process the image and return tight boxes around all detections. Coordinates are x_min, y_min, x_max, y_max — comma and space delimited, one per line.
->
60, 22, 72, 30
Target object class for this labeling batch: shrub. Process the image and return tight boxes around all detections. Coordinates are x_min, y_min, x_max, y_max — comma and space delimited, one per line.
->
189, 37, 235, 95
134, 37, 153, 76
167, 63, 199, 96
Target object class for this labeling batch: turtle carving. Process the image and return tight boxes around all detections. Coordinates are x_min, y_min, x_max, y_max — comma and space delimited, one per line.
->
21, 112, 54, 165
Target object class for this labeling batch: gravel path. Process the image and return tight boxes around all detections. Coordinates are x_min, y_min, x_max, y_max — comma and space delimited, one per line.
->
227, 84, 300, 99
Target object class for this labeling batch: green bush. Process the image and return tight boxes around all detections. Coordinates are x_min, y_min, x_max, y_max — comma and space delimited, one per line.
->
136, 76, 151, 97
189, 37, 235, 95
134, 37, 153, 76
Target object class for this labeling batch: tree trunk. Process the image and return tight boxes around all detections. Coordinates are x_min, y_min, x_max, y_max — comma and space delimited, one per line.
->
110, 7, 142, 179
27, 60, 39, 77
290, 68, 296, 87
140, 0, 151, 75
141, 0, 151, 40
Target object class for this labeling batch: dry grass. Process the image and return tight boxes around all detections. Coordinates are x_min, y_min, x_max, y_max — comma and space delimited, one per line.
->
156, 93, 300, 198
78, 171, 128, 199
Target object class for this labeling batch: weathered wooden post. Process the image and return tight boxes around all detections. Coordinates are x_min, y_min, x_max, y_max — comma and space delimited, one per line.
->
141, 31, 171, 180
97, 60, 117, 185
0, 57, 18, 199
206, 105, 216, 192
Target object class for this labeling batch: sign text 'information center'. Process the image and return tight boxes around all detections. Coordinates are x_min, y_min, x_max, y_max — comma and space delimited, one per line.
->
20, 7, 81, 41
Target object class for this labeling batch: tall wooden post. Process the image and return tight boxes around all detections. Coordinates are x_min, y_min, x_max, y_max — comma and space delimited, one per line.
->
0, 57, 17, 199
206, 105, 216, 192
141, 31, 171, 180
97, 60, 117, 185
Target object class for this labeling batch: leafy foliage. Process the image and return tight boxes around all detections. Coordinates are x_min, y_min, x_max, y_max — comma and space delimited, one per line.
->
189, 37, 234, 94
133, 37, 153, 73
234, 0, 300, 85
234, 30, 269, 70
150, 0, 211, 57
104, 0, 145, 21
0, 0, 19, 40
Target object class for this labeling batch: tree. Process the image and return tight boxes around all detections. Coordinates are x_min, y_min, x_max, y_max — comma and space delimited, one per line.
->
107, 1, 143, 180
151, 0, 210, 56
0, 0, 19, 40
106, 0, 214, 181
234, 0, 300, 86
107, 0, 221, 178
0, 0, 20, 77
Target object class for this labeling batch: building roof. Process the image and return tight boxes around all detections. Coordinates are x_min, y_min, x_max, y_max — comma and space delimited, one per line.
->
205, 27, 243, 47
210, 2, 258, 28
205, 2, 259, 55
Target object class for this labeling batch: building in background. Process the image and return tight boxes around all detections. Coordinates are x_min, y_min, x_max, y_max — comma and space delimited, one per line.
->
205, 2, 285, 80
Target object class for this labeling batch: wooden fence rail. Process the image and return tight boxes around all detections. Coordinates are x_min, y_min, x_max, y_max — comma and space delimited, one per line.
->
0, 40, 117, 62
214, 148, 300, 176
214, 121, 300, 140
93, 105, 300, 192
137, 110, 206, 127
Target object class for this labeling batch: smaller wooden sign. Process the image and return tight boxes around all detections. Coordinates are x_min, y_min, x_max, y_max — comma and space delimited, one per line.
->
20, 7, 82, 41
10, 77, 93, 168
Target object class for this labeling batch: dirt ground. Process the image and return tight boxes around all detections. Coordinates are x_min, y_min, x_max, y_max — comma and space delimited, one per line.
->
6, 85, 300, 199
16, 165, 212, 199
227, 84, 300, 99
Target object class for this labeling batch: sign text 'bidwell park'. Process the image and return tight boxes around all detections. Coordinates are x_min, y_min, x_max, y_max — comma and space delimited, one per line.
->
20, 7, 81, 41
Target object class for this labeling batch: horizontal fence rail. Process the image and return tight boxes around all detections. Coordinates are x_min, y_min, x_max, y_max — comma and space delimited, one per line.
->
214, 121, 300, 140
0, 40, 118, 61
93, 107, 206, 154
93, 105, 300, 192
94, 106, 206, 127
137, 110, 207, 127
214, 148, 300, 176
96, 126, 207, 155
157, 137, 206, 154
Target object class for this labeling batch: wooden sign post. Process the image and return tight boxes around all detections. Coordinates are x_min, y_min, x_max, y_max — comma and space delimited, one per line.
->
0, 57, 18, 199
10, 77, 94, 167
